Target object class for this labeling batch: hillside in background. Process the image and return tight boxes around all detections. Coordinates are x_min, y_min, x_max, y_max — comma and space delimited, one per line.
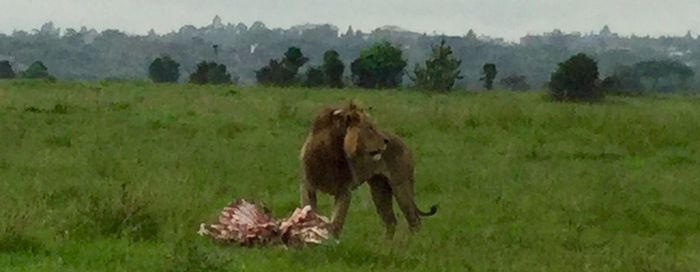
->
1, 17, 700, 89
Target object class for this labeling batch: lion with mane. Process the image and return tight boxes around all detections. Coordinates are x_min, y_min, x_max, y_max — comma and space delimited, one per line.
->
299, 101, 437, 238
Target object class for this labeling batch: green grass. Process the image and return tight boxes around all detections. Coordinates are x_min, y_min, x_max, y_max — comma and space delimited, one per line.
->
1, 80, 700, 271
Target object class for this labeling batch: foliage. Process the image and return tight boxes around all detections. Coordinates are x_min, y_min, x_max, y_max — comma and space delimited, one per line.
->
601, 65, 643, 96
304, 66, 325, 87
189, 61, 232, 85
255, 60, 286, 86
256, 47, 308, 86
411, 39, 462, 91
149, 55, 180, 83
351, 41, 407, 89
20, 61, 53, 80
549, 53, 602, 102
480, 63, 497, 90
500, 75, 530, 91
632, 60, 694, 92
2, 22, 700, 90
322, 50, 345, 88
283, 47, 308, 68
0, 60, 16, 79
302, 50, 345, 88
602, 60, 695, 94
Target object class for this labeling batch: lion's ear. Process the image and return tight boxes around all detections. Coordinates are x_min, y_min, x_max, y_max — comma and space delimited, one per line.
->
346, 111, 362, 125
348, 99, 362, 111
332, 109, 344, 116
344, 128, 359, 158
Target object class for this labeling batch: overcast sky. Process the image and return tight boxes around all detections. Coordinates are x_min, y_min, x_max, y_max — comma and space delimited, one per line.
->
1, 0, 699, 41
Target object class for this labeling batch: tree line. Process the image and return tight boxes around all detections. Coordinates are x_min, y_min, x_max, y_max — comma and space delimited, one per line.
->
1, 36, 696, 100
109, 38, 700, 96
2, 19, 700, 91
148, 40, 481, 91
0, 37, 505, 92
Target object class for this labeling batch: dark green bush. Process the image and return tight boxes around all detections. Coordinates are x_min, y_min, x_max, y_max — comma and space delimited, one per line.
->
549, 53, 603, 102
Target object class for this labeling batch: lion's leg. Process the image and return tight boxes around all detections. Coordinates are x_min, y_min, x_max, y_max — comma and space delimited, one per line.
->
391, 182, 421, 233
330, 189, 351, 238
368, 175, 397, 239
300, 182, 317, 211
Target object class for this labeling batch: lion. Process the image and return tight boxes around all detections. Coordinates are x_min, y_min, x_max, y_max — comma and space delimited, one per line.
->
299, 102, 437, 239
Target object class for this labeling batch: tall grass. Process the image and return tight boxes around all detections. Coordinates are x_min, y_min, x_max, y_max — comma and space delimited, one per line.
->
1, 80, 699, 271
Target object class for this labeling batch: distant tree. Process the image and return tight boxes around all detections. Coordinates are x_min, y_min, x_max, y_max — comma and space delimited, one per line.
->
189, 61, 232, 85
351, 41, 407, 89
465, 29, 477, 40
304, 66, 325, 87
283, 47, 308, 68
601, 65, 643, 95
632, 60, 694, 91
322, 50, 345, 88
20, 61, 53, 79
602, 61, 695, 94
549, 53, 602, 102
480, 63, 497, 90
0, 61, 16, 79
500, 75, 530, 91
411, 39, 462, 91
148, 55, 180, 83
212, 44, 219, 56
256, 47, 308, 86
256, 60, 285, 86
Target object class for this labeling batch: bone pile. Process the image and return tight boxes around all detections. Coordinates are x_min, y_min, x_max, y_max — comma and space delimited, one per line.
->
197, 199, 279, 246
280, 206, 331, 246
198, 199, 331, 247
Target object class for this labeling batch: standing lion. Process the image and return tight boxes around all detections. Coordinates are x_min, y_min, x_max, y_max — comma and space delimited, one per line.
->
299, 102, 437, 238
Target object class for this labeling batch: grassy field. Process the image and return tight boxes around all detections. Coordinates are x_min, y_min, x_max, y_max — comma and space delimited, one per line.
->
1, 80, 700, 271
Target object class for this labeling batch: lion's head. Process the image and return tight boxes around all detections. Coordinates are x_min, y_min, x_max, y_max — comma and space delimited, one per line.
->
309, 101, 388, 161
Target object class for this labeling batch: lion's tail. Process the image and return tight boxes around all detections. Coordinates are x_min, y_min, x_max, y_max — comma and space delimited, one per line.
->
416, 203, 438, 217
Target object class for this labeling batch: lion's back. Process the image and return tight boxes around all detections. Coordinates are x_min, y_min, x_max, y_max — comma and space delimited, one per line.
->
382, 132, 415, 181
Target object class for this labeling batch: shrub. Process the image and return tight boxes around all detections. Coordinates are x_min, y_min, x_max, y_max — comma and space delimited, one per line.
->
302, 50, 346, 88
304, 66, 325, 87
256, 47, 308, 86
0, 60, 15, 79
411, 39, 462, 91
632, 60, 694, 92
21, 61, 53, 80
500, 75, 530, 91
322, 50, 345, 88
480, 63, 497, 90
189, 62, 232, 85
601, 65, 643, 96
549, 53, 602, 102
149, 55, 180, 83
351, 41, 407, 89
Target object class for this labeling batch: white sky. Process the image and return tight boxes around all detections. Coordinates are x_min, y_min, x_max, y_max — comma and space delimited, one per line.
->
1, 0, 699, 41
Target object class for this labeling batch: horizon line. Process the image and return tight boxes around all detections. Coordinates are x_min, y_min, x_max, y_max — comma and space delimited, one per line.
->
2, 18, 697, 44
